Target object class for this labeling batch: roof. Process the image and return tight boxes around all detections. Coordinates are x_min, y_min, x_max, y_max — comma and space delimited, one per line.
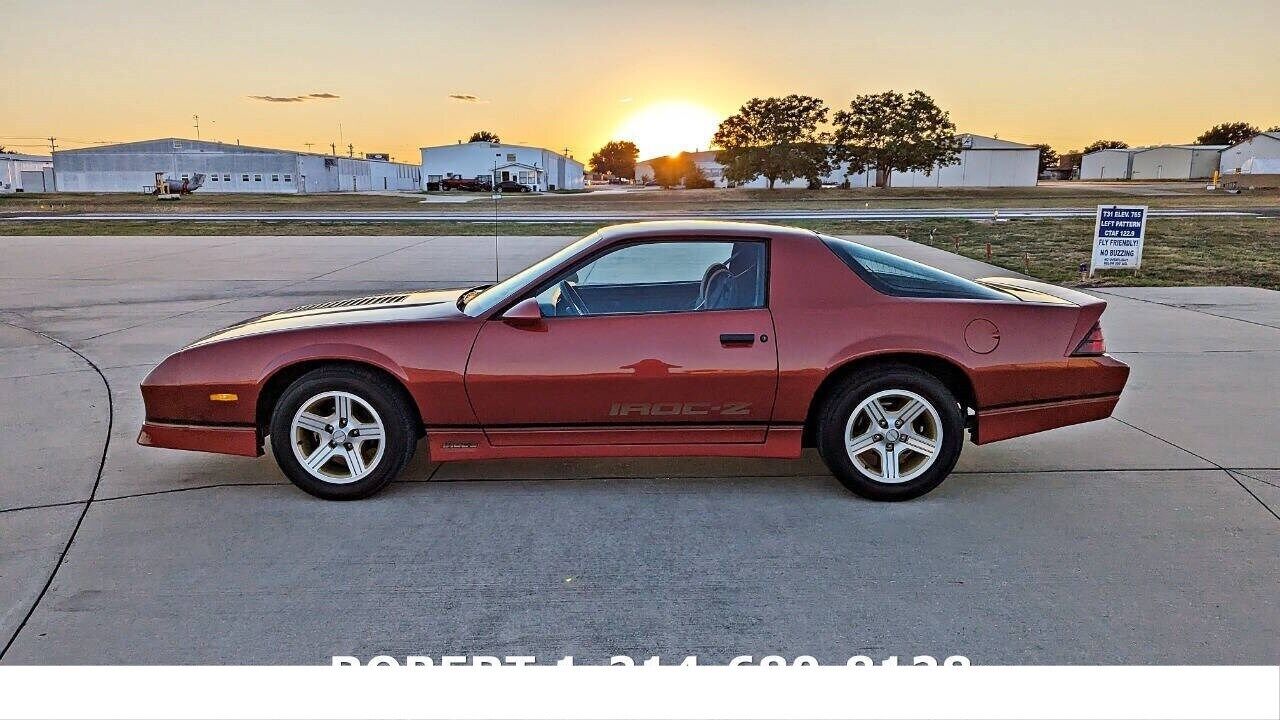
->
0, 152, 52, 162
957, 134, 1036, 150
596, 219, 816, 241
1134, 144, 1229, 153
1224, 132, 1280, 150
54, 138, 416, 165
638, 150, 717, 165
1082, 147, 1143, 157
421, 140, 582, 166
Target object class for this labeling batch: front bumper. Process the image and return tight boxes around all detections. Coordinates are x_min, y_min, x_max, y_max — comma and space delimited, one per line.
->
137, 421, 262, 457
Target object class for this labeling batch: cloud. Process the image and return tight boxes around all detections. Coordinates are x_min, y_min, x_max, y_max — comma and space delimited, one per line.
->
619, 97, 633, 103
448, 93, 487, 103
248, 93, 341, 103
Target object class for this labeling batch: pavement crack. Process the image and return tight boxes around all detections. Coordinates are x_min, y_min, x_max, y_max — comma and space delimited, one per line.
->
1114, 417, 1280, 523
0, 499, 88, 515
1092, 289, 1280, 331
0, 322, 114, 660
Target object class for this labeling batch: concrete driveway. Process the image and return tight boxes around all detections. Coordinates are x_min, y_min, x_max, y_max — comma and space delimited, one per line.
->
1, 234, 1276, 664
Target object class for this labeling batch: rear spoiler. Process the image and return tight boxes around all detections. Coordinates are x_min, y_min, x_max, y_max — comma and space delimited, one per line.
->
977, 277, 1109, 356
976, 277, 1105, 308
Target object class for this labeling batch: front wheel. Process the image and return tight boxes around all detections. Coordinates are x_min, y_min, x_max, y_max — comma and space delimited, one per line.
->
269, 366, 417, 500
816, 366, 964, 501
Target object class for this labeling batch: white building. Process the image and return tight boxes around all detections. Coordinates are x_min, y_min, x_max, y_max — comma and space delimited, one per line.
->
0, 152, 53, 193
1130, 145, 1226, 180
634, 134, 1035, 189
887, 134, 1039, 187
420, 141, 584, 191
1080, 148, 1141, 180
1219, 132, 1280, 175
53, 139, 420, 193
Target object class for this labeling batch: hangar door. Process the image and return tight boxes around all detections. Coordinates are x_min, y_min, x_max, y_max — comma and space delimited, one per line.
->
20, 170, 48, 192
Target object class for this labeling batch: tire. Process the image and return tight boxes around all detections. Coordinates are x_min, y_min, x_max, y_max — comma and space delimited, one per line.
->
816, 365, 964, 501
268, 366, 417, 500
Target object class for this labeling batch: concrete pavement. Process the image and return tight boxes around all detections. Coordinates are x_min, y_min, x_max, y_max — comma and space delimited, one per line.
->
0, 233, 1276, 664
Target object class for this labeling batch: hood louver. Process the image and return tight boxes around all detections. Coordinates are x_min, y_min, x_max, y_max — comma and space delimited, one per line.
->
281, 294, 409, 313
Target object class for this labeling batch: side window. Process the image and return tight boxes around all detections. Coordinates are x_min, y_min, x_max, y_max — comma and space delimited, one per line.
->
533, 240, 766, 317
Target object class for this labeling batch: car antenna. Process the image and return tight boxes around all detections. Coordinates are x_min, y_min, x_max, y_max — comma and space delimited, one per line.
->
493, 154, 500, 283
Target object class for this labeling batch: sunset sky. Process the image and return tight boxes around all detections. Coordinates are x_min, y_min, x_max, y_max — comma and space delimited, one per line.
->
2, 1, 1277, 162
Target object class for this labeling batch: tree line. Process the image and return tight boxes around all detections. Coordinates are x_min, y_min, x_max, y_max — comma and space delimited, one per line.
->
584, 91, 966, 189
490, 106, 1279, 188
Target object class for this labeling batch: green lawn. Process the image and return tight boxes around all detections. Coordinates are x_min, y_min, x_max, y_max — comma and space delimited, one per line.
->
3, 216, 1276, 290
2, 184, 1277, 214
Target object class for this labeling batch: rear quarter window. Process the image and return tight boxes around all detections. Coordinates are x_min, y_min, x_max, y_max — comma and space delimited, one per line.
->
819, 235, 1011, 301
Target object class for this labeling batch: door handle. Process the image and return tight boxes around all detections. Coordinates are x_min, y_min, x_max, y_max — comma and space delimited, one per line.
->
720, 333, 755, 346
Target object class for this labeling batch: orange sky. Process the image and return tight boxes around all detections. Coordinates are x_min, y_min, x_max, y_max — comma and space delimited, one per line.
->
2, 1, 1277, 162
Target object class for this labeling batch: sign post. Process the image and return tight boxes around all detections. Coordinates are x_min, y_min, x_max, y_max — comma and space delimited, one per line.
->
1089, 205, 1148, 277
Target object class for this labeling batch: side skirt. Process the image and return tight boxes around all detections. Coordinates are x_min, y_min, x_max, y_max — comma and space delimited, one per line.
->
425, 425, 804, 461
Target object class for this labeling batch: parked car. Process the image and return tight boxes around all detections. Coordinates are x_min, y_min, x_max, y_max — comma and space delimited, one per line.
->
138, 221, 1129, 501
495, 181, 532, 193
441, 177, 490, 191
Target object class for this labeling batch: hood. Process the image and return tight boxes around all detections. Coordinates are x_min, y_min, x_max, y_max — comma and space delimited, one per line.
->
187, 288, 469, 348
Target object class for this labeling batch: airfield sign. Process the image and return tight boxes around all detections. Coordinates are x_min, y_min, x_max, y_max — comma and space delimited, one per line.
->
1090, 205, 1148, 274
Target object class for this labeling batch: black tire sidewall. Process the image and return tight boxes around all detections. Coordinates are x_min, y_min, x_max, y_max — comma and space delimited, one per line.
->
817, 366, 964, 501
269, 367, 416, 500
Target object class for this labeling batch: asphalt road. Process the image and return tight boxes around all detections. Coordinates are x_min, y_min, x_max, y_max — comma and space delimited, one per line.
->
4, 207, 1269, 223
0, 233, 1276, 664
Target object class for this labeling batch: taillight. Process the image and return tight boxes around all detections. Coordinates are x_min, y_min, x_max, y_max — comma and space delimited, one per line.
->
1073, 323, 1106, 356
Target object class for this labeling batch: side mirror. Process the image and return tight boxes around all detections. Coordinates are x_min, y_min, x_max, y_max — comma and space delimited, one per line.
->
500, 297, 544, 327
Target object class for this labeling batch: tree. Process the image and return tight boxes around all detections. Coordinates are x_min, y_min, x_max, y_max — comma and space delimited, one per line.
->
1195, 122, 1258, 146
830, 90, 958, 188
649, 153, 699, 188
1031, 144, 1059, 174
682, 163, 715, 189
712, 95, 831, 189
1059, 149, 1083, 172
1267, 126, 1280, 133
1082, 139, 1128, 154
468, 130, 500, 143
589, 140, 639, 179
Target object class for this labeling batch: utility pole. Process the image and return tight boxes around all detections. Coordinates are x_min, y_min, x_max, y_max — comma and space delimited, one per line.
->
304, 142, 314, 153
47, 137, 57, 155
193, 114, 200, 141
347, 143, 354, 159
330, 142, 337, 156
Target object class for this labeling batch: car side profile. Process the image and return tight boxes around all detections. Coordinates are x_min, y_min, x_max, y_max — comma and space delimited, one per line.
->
138, 221, 1129, 501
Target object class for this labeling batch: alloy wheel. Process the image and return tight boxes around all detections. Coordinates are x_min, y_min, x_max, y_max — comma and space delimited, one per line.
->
843, 389, 943, 484
290, 391, 386, 484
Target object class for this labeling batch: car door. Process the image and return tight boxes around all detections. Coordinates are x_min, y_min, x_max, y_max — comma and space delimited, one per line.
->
465, 238, 778, 446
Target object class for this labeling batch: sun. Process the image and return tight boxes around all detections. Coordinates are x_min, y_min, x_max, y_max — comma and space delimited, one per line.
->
615, 101, 721, 159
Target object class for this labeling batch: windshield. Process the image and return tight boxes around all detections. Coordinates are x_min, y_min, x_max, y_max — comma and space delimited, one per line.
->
461, 233, 600, 316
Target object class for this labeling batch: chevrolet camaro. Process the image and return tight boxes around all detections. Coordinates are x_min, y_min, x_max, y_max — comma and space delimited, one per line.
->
138, 221, 1129, 501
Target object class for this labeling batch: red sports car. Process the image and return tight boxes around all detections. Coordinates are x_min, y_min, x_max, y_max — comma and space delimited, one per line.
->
138, 221, 1129, 501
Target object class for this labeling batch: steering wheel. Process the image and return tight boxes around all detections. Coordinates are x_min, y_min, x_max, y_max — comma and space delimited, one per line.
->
557, 280, 590, 316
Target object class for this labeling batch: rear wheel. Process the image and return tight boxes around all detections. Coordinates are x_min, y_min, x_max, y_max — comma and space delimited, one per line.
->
817, 365, 964, 501
269, 366, 416, 500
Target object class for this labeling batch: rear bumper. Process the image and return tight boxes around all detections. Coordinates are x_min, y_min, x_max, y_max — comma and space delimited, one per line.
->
137, 421, 261, 457
974, 393, 1122, 444
974, 354, 1129, 444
